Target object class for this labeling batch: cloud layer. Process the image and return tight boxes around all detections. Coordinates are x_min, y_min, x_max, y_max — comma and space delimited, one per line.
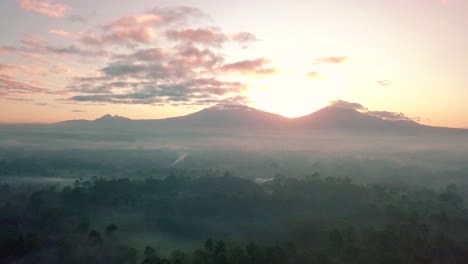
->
3, 5, 276, 107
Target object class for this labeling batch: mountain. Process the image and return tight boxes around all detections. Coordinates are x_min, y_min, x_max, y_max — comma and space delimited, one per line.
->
54, 103, 467, 136
1, 103, 467, 149
95, 114, 131, 122
60, 114, 132, 124
162, 103, 290, 128
293, 106, 424, 134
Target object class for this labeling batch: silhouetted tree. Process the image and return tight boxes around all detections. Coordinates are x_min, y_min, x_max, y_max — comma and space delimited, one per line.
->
88, 229, 103, 246
106, 223, 118, 236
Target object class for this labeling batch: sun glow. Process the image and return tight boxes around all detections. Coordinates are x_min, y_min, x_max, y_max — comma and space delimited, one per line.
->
248, 70, 344, 118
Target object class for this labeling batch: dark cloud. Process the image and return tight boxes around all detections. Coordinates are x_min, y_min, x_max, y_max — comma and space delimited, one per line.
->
329, 100, 368, 111
66, 40, 266, 105
72, 109, 86, 112
314, 56, 347, 65
101, 63, 148, 77
3, 42, 109, 58
46, 44, 109, 57
6, 97, 34, 102
68, 44, 225, 102
121, 48, 167, 61
174, 45, 224, 68
67, 78, 245, 105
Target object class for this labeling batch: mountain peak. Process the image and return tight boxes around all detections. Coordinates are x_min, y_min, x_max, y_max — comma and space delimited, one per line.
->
207, 103, 255, 111
95, 114, 131, 122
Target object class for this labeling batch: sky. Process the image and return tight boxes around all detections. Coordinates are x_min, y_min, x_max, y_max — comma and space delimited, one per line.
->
0, 0, 467, 128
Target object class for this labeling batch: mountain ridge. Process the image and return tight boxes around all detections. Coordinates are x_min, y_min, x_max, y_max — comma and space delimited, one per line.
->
56, 103, 468, 134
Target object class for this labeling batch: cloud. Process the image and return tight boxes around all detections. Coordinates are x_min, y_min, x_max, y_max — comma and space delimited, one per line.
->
121, 48, 167, 61
0, 75, 46, 96
166, 28, 227, 46
1, 5, 271, 106
166, 28, 256, 46
329, 100, 368, 111
18, 0, 71, 18
104, 27, 156, 44
106, 6, 208, 30
229, 32, 257, 42
0, 35, 50, 63
21, 33, 49, 48
45, 44, 109, 57
148, 6, 208, 25
49, 28, 156, 46
77, 27, 157, 46
329, 100, 421, 122
72, 109, 85, 112
67, 77, 246, 105
220, 58, 276, 75
0, 64, 65, 96
6, 97, 35, 102
314, 56, 347, 65
108, 14, 162, 29
174, 45, 224, 68
377, 80, 392, 87
306, 71, 326, 80
65, 43, 246, 105
68, 14, 87, 23
4, 33, 110, 59
100, 63, 147, 77
77, 32, 102, 46
48, 29, 73, 37
367, 111, 420, 122
0, 63, 45, 76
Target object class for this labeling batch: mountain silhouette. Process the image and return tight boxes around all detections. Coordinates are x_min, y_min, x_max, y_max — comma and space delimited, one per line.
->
162, 103, 290, 128
95, 114, 131, 122
293, 105, 424, 134
56, 103, 467, 136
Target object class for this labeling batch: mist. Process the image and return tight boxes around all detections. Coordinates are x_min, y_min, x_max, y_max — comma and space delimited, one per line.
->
1, 103, 468, 263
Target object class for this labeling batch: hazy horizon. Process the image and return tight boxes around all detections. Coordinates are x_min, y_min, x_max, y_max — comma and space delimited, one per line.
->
1, 100, 467, 130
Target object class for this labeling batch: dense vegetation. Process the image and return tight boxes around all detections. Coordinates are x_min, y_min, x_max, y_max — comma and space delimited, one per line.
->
2, 171, 468, 263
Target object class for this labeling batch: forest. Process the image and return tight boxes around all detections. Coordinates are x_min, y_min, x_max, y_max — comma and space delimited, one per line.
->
2, 159, 468, 263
